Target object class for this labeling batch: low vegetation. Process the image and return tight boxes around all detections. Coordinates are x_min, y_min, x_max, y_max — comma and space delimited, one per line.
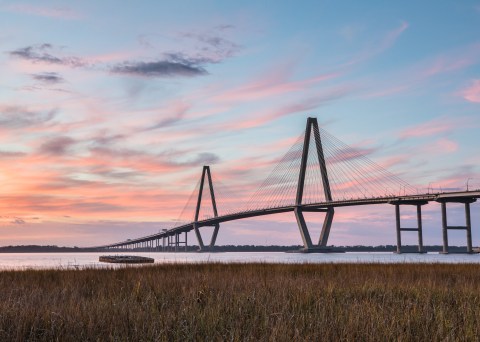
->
0, 263, 479, 341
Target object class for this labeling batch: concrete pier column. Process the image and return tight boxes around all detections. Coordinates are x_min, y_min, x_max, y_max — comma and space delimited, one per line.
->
318, 208, 335, 247
210, 224, 219, 248
193, 223, 205, 251
465, 203, 473, 253
294, 207, 313, 250
395, 204, 402, 253
417, 205, 424, 253
441, 202, 449, 254
390, 200, 427, 254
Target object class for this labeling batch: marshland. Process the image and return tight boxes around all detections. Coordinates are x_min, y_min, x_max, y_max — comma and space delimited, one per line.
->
1, 262, 479, 341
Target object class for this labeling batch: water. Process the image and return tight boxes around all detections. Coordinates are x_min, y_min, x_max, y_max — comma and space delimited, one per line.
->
0, 252, 480, 270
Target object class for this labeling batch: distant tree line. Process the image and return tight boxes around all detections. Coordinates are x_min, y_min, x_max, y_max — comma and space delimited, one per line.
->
0, 244, 475, 253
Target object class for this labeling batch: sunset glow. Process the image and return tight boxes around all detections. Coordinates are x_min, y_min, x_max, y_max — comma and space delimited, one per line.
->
0, 1, 479, 247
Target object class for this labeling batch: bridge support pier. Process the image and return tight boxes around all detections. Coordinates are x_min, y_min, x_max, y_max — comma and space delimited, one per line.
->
319, 208, 335, 247
294, 206, 335, 252
173, 232, 188, 252
193, 165, 220, 252
193, 223, 205, 250
210, 224, 219, 248
194, 223, 219, 252
389, 200, 427, 253
293, 207, 339, 252
294, 207, 313, 249
437, 198, 476, 254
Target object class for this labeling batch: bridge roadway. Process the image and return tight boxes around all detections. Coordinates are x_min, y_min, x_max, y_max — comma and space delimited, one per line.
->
96, 190, 480, 249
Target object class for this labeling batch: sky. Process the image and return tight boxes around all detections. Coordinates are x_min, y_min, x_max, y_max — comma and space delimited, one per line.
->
0, 0, 479, 247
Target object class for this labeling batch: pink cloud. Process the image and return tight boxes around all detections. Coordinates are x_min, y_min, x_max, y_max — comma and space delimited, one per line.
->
433, 138, 458, 153
5, 4, 82, 20
399, 116, 472, 139
344, 21, 409, 66
0, 167, 195, 222
423, 58, 472, 77
420, 138, 459, 155
462, 80, 480, 103
361, 43, 480, 100
382, 21, 409, 50
419, 43, 480, 78
212, 72, 340, 104
376, 154, 411, 169
215, 86, 351, 131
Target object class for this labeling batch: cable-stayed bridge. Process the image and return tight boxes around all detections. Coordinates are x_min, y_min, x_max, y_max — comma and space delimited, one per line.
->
96, 117, 480, 254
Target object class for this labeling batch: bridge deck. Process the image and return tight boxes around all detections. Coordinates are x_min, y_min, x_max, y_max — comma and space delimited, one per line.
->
96, 190, 480, 248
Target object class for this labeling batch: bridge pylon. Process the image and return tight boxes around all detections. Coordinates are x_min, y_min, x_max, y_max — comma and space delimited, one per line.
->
193, 165, 220, 251
294, 117, 338, 252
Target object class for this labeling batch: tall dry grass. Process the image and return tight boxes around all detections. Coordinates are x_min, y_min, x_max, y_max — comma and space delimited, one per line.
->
0, 263, 479, 341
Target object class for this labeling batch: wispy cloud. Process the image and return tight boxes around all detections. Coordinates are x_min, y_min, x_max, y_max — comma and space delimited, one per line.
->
461, 79, 480, 103
405, 43, 480, 81
9, 44, 86, 67
422, 138, 459, 154
0, 105, 56, 129
39, 136, 76, 156
0, 150, 26, 159
212, 71, 340, 103
111, 59, 207, 78
87, 145, 221, 174
361, 42, 480, 99
179, 29, 241, 62
345, 21, 409, 66
31, 72, 64, 84
221, 86, 351, 130
145, 101, 191, 130
113, 28, 240, 78
398, 116, 473, 139
4, 4, 82, 20
326, 146, 378, 165
382, 21, 409, 49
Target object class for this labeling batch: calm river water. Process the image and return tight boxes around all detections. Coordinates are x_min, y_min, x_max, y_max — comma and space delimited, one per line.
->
0, 252, 480, 270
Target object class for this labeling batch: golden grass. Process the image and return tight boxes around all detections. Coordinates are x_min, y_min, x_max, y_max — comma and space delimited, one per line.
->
0, 263, 479, 341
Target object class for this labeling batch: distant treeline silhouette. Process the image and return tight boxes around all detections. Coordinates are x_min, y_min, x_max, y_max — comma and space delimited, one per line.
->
0, 244, 476, 253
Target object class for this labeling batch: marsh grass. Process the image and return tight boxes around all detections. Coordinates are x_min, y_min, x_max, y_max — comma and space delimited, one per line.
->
0, 263, 479, 341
